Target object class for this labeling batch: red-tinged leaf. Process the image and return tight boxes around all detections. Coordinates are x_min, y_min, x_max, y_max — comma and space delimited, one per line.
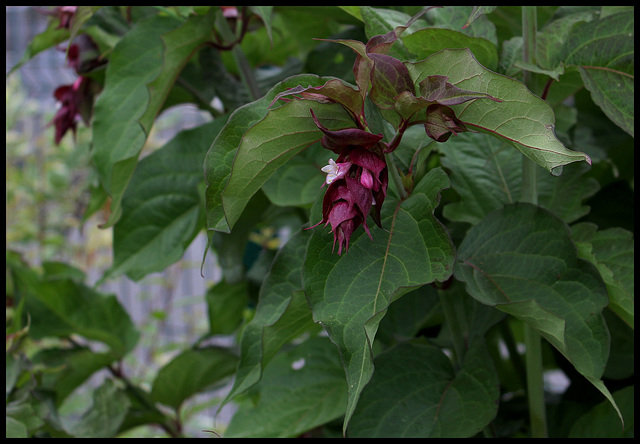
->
271, 79, 366, 127
419, 75, 500, 105
368, 53, 414, 110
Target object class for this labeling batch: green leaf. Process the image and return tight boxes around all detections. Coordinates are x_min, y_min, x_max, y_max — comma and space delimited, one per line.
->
562, 12, 634, 137
536, 10, 596, 71
150, 347, 238, 410
206, 279, 248, 336
571, 223, 634, 328
403, 28, 499, 71
63, 379, 130, 438
32, 347, 116, 404
109, 120, 226, 281
261, 144, 326, 207
406, 49, 591, 174
302, 167, 456, 432
5, 416, 28, 438
569, 386, 634, 438
454, 203, 619, 417
248, 6, 274, 44
464, 6, 498, 30
17, 266, 138, 358
360, 6, 413, 44
6, 400, 43, 438
92, 11, 216, 228
205, 77, 355, 233
348, 340, 499, 437
7, 17, 70, 77
223, 229, 316, 403
224, 336, 347, 438
426, 5, 498, 45
439, 132, 599, 225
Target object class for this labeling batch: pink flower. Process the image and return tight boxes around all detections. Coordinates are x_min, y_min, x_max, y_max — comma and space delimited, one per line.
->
51, 76, 90, 145
308, 109, 388, 255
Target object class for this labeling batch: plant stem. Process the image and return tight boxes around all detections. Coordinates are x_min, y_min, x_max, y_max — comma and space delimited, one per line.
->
524, 323, 546, 437
384, 152, 408, 201
215, 10, 262, 101
521, 6, 547, 438
232, 46, 262, 101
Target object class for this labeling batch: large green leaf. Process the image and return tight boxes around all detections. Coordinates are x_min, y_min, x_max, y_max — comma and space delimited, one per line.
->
406, 49, 591, 174
454, 203, 620, 418
439, 132, 599, 225
403, 28, 498, 71
150, 347, 238, 410
562, 12, 634, 137
92, 11, 216, 228
348, 340, 499, 437
224, 336, 347, 438
204, 76, 354, 233
109, 119, 226, 281
302, 167, 456, 433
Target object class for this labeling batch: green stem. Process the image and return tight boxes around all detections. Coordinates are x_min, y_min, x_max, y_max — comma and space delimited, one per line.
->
215, 11, 262, 101
524, 323, 546, 437
384, 152, 408, 201
521, 6, 547, 438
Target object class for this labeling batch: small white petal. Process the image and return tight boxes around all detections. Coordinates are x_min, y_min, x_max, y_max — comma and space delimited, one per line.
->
321, 159, 340, 184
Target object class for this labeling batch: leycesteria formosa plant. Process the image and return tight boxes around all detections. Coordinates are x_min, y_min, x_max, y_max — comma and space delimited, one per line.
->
268, 11, 500, 254
8, 5, 632, 438
207, 9, 606, 437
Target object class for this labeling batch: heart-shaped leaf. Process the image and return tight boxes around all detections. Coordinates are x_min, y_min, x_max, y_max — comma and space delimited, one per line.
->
438, 132, 599, 225
348, 340, 499, 437
455, 202, 621, 421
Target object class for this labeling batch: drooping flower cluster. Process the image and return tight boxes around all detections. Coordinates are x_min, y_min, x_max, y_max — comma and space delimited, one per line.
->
52, 77, 89, 145
308, 110, 388, 255
51, 34, 103, 145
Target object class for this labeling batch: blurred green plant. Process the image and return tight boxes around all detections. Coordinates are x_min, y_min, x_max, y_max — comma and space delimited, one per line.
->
6, 74, 95, 262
